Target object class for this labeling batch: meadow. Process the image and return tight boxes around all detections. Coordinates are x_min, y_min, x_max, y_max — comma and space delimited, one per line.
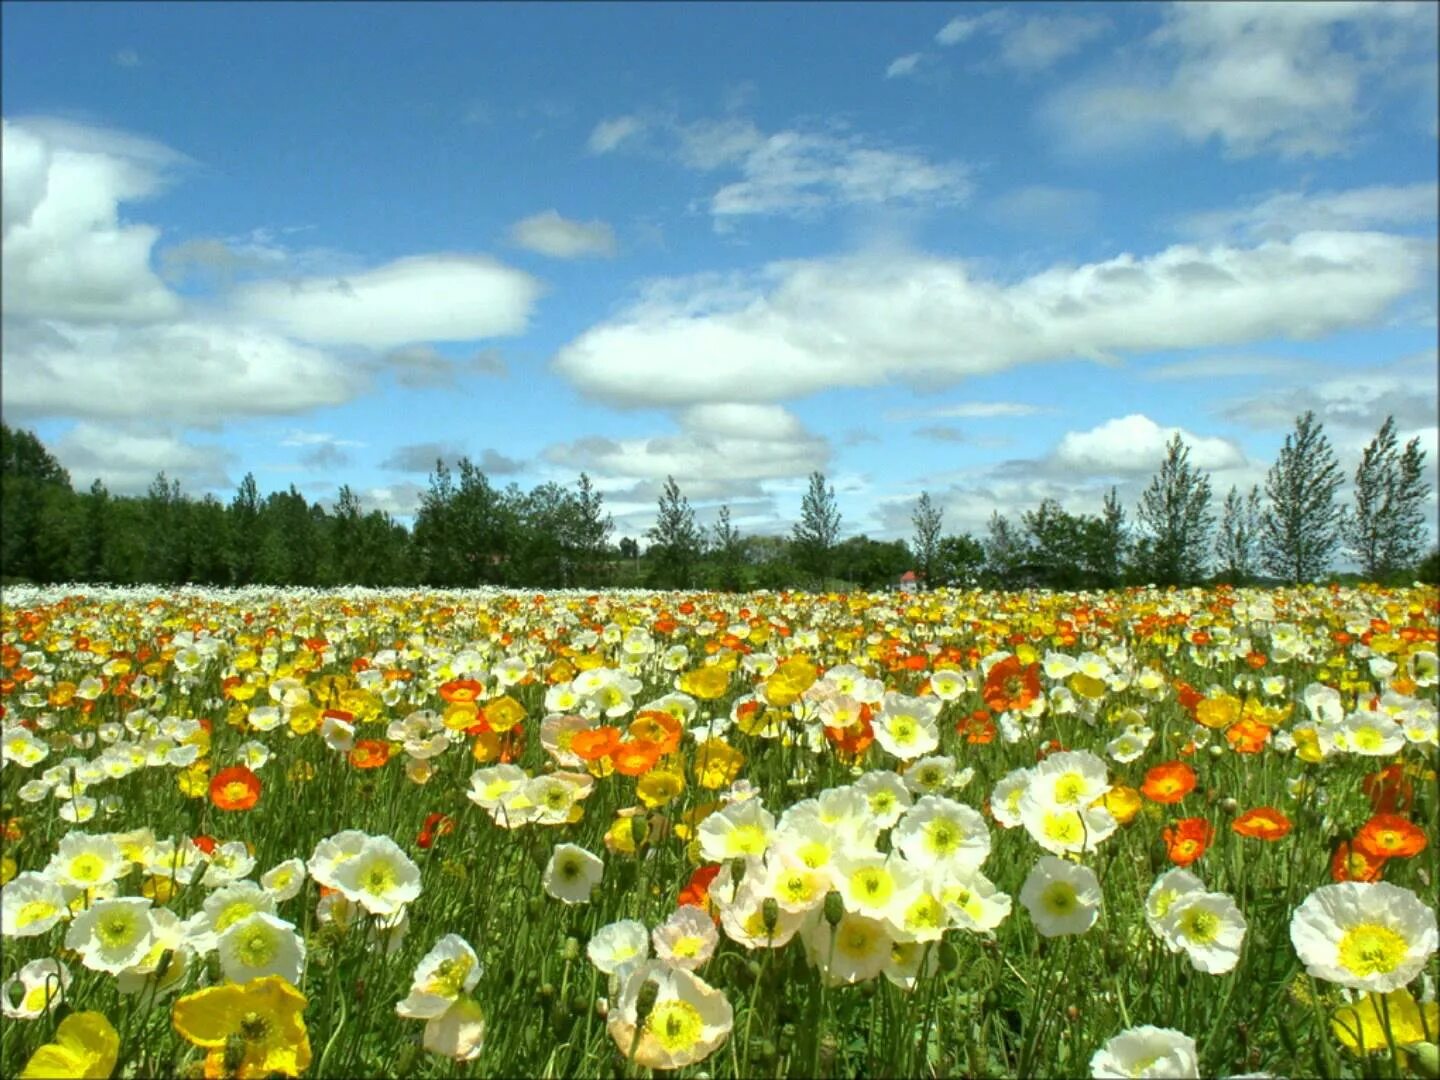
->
0, 582, 1436, 1079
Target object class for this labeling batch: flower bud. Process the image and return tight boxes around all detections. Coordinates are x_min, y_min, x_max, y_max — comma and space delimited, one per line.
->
761, 897, 780, 935
631, 815, 649, 849
729, 857, 748, 885
937, 940, 959, 973
823, 889, 845, 927
634, 978, 659, 1027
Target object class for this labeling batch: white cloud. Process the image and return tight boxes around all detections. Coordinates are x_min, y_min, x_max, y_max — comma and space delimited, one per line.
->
1178, 183, 1439, 241
1044, 2, 1435, 158
884, 401, 1050, 421
1051, 414, 1247, 475
507, 209, 617, 258
935, 10, 1107, 71
232, 254, 541, 348
542, 403, 830, 502
885, 53, 923, 79
380, 344, 506, 387
2, 117, 184, 323
112, 49, 141, 68
553, 231, 1428, 407
1142, 354, 1319, 381
359, 482, 425, 519
2, 320, 365, 424
590, 114, 971, 225
53, 423, 235, 495
587, 115, 645, 154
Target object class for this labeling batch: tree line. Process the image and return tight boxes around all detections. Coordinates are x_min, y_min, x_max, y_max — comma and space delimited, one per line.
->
1, 411, 1434, 591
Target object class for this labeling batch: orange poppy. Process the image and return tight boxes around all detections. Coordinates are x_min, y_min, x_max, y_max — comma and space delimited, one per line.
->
1362, 763, 1413, 814
1354, 814, 1428, 859
348, 739, 391, 770
1141, 762, 1197, 804
1231, 807, 1291, 840
1162, 817, 1213, 866
982, 656, 1042, 714
678, 863, 722, 922
1174, 681, 1204, 716
612, 738, 663, 777
571, 726, 622, 762
630, 711, 683, 755
824, 710, 875, 758
955, 709, 996, 745
417, 812, 456, 850
1225, 717, 1272, 754
1331, 840, 1387, 883
210, 766, 261, 812
438, 678, 484, 704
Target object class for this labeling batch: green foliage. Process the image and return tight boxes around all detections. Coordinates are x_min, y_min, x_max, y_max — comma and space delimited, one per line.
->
1262, 411, 1346, 584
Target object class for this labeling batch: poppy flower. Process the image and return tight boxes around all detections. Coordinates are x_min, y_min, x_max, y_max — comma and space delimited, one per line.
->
678, 864, 722, 918
348, 739, 391, 770
1141, 762, 1197, 804
823, 710, 874, 758
438, 679, 484, 705
1354, 814, 1427, 860
416, 812, 456, 850
571, 726, 622, 762
955, 710, 996, 745
1361, 763, 1413, 814
612, 739, 663, 777
1225, 717, 1271, 754
1231, 807, 1291, 841
630, 711, 683, 755
1330, 840, 1387, 883
1162, 817, 1213, 866
982, 656, 1042, 714
209, 766, 261, 812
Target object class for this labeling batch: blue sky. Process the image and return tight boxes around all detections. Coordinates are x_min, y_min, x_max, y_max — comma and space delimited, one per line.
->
3, 1, 1436, 546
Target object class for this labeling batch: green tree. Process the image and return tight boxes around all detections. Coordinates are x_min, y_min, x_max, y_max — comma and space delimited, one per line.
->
710, 505, 744, 592
982, 511, 1029, 589
911, 491, 943, 589
1094, 487, 1128, 588
1344, 416, 1433, 580
1261, 411, 1345, 583
646, 476, 702, 589
228, 473, 263, 585
792, 471, 841, 587
1, 423, 73, 582
572, 473, 613, 587
1216, 485, 1262, 584
1135, 434, 1214, 586
935, 533, 985, 587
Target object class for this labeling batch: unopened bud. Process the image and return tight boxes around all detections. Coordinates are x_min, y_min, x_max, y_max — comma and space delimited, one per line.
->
937, 940, 959, 973
761, 897, 780, 934
1405, 1042, 1440, 1080
823, 890, 845, 927
1221, 797, 1238, 812
630, 815, 648, 849
729, 857, 747, 885
562, 936, 581, 962
635, 978, 659, 1026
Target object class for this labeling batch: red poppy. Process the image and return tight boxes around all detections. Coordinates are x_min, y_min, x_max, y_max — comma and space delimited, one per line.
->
417, 812, 456, 850
1354, 814, 1427, 859
1362, 763, 1414, 814
1141, 762, 1197, 804
612, 738, 663, 777
210, 766, 261, 812
1331, 840, 1387, 883
678, 863, 722, 923
1225, 718, 1272, 754
955, 709, 996, 745
192, 834, 218, 855
1231, 807, 1291, 841
1162, 817, 1213, 866
982, 656, 1042, 713
348, 739, 392, 770
824, 708, 875, 759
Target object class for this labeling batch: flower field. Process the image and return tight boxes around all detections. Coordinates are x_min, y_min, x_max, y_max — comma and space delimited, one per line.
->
1, 583, 1437, 1079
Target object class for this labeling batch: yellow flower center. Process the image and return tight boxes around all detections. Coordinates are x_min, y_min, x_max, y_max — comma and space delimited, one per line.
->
431, 955, 473, 997
238, 1011, 272, 1043
1054, 773, 1086, 804
671, 935, 703, 958
837, 924, 878, 959
361, 862, 397, 895
236, 927, 277, 967
925, 820, 959, 855
98, 913, 136, 948
1177, 906, 1220, 944
852, 868, 893, 904
16, 900, 57, 929
796, 841, 829, 869
1042, 882, 1077, 916
1043, 812, 1084, 845
905, 895, 945, 931
69, 854, 104, 883
1353, 727, 1384, 752
726, 825, 766, 856
1338, 924, 1407, 977
22, 985, 53, 1012
215, 901, 258, 934
646, 1000, 703, 1051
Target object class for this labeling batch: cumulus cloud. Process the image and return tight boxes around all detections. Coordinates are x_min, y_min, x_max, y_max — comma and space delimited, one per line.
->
232, 255, 541, 349
52, 423, 235, 495
507, 209, 617, 258
1047, 414, 1247, 475
478, 449, 525, 476
2, 117, 185, 323
542, 403, 830, 502
552, 231, 1428, 407
359, 482, 425, 519
1177, 183, 1440, 241
3, 319, 365, 424
1043, 2, 1436, 158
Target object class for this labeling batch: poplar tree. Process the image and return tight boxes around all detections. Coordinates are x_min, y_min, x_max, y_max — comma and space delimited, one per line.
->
1261, 411, 1344, 583
1344, 416, 1432, 579
792, 471, 841, 586
1135, 434, 1214, 586
1216, 484, 1262, 584
647, 475, 702, 588
910, 491, 943, 589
